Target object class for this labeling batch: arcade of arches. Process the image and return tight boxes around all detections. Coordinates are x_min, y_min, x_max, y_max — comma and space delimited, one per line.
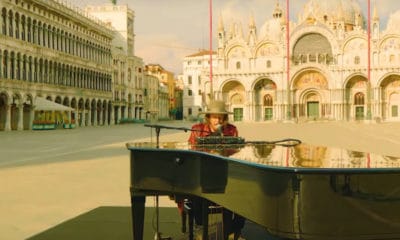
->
215, 72, 400, 122
0, 92, 144, 131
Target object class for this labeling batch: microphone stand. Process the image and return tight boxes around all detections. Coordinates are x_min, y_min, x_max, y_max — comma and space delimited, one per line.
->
144, 124, 302, 148
144, 124, 210, 148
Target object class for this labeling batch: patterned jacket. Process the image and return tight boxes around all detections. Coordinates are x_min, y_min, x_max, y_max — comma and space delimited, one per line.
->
188, 123, 238, 144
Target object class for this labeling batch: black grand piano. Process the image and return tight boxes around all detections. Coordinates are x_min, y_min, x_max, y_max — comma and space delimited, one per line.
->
127, 134, 400, 240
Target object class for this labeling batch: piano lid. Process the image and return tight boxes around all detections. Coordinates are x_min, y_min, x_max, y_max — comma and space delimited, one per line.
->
126, 141, 400, 170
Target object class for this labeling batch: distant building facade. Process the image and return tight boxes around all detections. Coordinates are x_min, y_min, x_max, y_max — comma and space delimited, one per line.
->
0, 0, 113, 131
145, 64, 178, 118
187, 0, 400, 123
182, 50, 217, 120
0, 1, 170, 131
86, 4, 147, 122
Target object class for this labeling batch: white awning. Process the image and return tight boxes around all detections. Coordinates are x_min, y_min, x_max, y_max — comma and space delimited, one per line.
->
34, 97, 75, 111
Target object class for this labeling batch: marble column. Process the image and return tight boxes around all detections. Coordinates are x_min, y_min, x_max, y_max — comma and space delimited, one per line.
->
87, 109, 91, 126
93, 109, 97, 126
110, 107, 115, 125
5, 105, 11, 131
17, 104, 24, 130
81, 110, 85, 127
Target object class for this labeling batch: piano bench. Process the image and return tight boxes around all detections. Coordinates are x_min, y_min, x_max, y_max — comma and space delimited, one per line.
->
181, 199, 223, 240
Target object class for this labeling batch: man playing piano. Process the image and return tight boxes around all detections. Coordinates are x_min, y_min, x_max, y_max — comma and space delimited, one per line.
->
185, 100, 246, 240
188, 100, 238, 144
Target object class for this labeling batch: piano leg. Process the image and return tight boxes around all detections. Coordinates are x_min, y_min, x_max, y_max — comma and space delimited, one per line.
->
131, 195, 145, 240
202, 200, 209, 240
188, 206, 194, 240
183, 200, 194, 240
181, 211, 187, 233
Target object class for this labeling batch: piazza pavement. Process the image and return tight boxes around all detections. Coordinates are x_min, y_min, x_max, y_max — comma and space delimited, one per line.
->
1, 120, 400, 239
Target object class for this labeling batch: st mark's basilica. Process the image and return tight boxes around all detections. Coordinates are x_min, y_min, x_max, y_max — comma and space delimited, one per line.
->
205, 0, 400, 122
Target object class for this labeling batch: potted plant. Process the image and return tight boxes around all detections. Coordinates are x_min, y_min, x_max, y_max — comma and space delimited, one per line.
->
32, 120, 56, 130
63, 119, 76, 129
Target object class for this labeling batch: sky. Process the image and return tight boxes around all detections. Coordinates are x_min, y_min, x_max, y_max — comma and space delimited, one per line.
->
64, 0, 400, 75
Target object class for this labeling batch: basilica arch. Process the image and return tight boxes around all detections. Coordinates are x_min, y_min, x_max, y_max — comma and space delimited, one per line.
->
292, 33, 335, 65
379, 74, 400, 121
253, 78, 277, 121
344, 75, 368, 120
292, 70, 329, 120
221, 80, 245, 121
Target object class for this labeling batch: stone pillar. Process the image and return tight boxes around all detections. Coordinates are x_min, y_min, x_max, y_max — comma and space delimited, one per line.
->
17, 104, 23, 130
87, 109, 91, 126
98, 109, 103, 126
93, 109, 97, 126
81, 111, 85, 127
5, 105, 11, 131
110, 108, 115, 125
29, 107, 35, 130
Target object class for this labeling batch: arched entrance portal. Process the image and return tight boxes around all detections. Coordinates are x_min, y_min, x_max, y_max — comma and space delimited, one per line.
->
305, 92, 320, 119
222, 81, 245, 121
380, 75, 400, 121
389, 93, 400, 119
253, 79, 277, 121
293, 70, 328, 120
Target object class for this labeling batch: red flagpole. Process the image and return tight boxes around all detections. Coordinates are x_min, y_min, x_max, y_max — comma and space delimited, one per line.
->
286, 0, 290, 119
367, 0, 371, 118
209, 0, 213, 100
367, 0, 371, 80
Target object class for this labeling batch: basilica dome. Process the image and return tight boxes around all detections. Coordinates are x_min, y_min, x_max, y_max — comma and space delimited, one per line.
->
386, 10, 400, 33
258, 2, 285, 41
258, 18, 284, 42
298, 0, 363, 27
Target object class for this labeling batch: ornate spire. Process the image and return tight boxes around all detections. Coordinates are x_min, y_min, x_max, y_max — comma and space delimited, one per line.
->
272, 0, 283, 19
249, 12, 256, 29
218, 13, 224, 32
337, 1, 345, 21
373, 1, 379, 21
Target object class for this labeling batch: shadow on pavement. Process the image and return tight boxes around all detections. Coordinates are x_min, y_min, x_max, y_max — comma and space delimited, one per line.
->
27, 206, 183, 240
27, 206, 282, 240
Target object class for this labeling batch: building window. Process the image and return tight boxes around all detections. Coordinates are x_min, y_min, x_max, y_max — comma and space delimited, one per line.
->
354, 92, 364, 105
188, 75, 192, 84
198, 60, 202, 65
390, 54, 395, 63
266, 60, 271, 68
236, 61, 241, 69
264, 94, 273, 106
188, 89, 192, 96
354, 56, 360, 65
188, 108, 192, 115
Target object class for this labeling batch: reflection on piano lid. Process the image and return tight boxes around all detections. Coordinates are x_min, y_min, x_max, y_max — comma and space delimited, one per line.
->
126, 141, 400, 169
127, 141, 400, 240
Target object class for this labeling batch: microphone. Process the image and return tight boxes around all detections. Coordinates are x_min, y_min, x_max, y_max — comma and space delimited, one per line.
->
210, 124, 223, 136
216, 124, 222, 136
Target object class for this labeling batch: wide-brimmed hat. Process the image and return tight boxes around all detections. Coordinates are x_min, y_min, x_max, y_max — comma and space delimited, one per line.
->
200, 100, 233, 115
